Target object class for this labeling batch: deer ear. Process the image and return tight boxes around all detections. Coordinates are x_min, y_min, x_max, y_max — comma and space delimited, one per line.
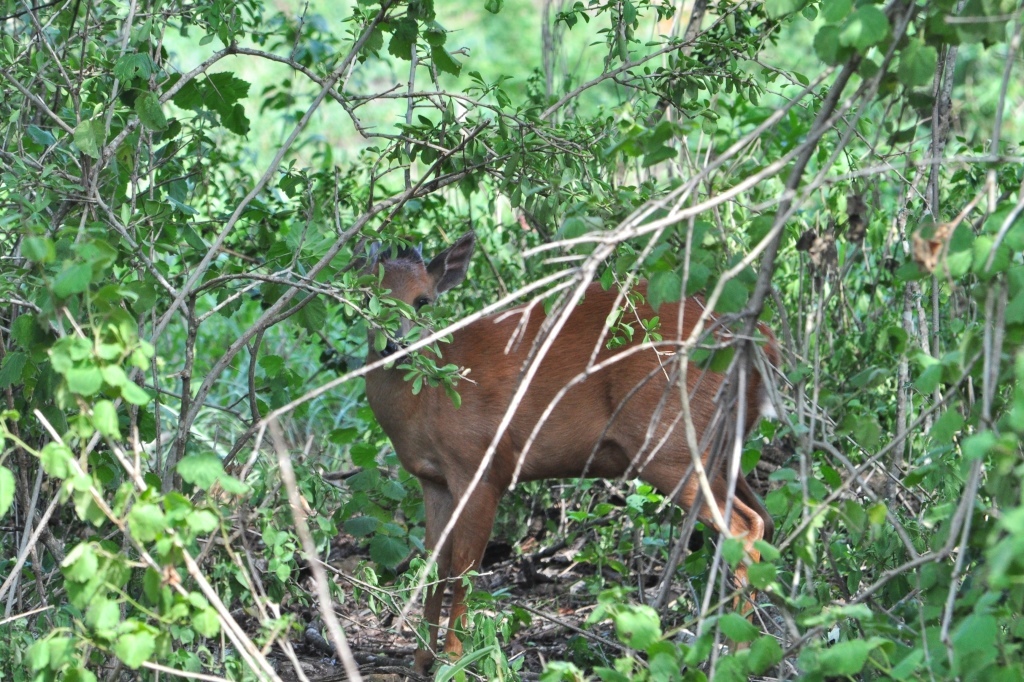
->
352, 242, 382, 274
427, 232, 476, 294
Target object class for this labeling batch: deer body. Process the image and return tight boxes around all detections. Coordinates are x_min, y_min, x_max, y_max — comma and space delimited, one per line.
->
362, 233, 777, 673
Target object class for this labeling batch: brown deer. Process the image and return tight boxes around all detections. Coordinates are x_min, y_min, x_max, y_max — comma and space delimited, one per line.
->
362, 232, 778, 673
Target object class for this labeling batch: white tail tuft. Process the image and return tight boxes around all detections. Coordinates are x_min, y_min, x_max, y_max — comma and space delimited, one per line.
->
758, 383, 777, 420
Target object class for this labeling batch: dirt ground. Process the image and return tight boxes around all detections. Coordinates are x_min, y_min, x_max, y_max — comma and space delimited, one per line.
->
274, 532, 656, 681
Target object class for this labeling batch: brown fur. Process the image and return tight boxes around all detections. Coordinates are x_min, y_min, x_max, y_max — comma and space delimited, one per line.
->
363, 233, 778, 673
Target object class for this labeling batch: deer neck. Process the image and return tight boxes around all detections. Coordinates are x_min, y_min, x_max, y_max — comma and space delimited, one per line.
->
364, 355, 420, 432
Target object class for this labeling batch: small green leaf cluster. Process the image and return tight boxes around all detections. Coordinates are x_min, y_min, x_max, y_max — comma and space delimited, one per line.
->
339, 439, 417, 572
0, 433, 243, 678
543, 589, 782, 682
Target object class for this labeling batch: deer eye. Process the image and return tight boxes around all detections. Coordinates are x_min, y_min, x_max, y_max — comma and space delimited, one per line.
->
414, 297, 431, 310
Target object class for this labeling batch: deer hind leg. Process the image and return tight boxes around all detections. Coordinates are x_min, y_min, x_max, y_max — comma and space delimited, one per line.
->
723, 474, 775, 625
415, 480, 455, 675
441, 481, 503, 661
699, 471, 768, 612
639, 461, 768, 601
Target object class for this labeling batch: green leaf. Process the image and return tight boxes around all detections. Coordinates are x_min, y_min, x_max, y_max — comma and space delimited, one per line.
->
52, 262, 93, 297
66, 366, 103, 396
362, 26, 384, 55
972, 235, 1010, 277
62, 542, 99, 582
930, 407, 964, 443
764, 0, 806, 19
93, 400, 121, 438
101, 363, 129, 387
867, 502, 887, 526
380, 478, 408, 501
220, 103, 250, 136
114, 53, 156, 81
436, 644, 502, 682
897, 40, 937, 87
747, 560, 777, 589
164, 491, 194, 522
716, 278, 748, 313
718, 613, 759, 642
876, 325, 907, 354
648, 270, 681, 311
26, 639, 49, 671
128, 502, 166, 542
962, 431, 996, 461
119, 381, 152, 406
369, 534, 408, 568
484, 0, 503, 13
802, 638, 880, 676
22, 235, 56, 263
113, 629, 156, 669
345, 515, 379, 537
135, 91, 168, 131
65, 666, 99, 682
26, 124, 56, 146
217, 474, 249, 495
914, 363, 943, 394
982, 204, 1024, 262
708, 346, 735, 373
754, 540, 780, 561
0, 351, 27, 389
206, 72, 250, 104
186, 509, 219, 534
955, 0, 1008, 43
85, 596, 121, 634
431, 45, 462, 76
258, 354, 284, 377
177, 453, 225, 490
193, 606, 221, 638
0, 466, 14, 519
388, 18, 418, 59
180, 224, 206, 248
852, 414, 881, 449
40, 443, 73, 478
891, 648, 924, 680
50, 636, 76, 669
187, 592, 210, 610
722, 536, 747, 566
952, 614, 998, 669
747, 635, 783, 674
642, 143, 677, 167
822, 0, 851, 23
839, 6, 890, 52
298, 296, 327, 334
612, 605, 662, 650
74, 118, 105, 159
944, 224, 974, 277
424, 22, 447, 46
350, 442, 379, 467
172, 73, 250, 135
747, 215, 775, 247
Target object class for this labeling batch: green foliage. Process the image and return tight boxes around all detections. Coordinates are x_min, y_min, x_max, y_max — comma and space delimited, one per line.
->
1, 0, 1023, 678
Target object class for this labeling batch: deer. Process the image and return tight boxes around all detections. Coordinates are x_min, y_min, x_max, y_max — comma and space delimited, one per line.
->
362, 232, 779, 673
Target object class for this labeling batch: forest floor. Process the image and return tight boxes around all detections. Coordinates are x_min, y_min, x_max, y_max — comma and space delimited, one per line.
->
274, 531, 647, 681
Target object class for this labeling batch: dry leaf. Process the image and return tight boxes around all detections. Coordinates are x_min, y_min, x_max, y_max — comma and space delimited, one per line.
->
796, 229, 817, 252
911, 223, 951, 273
846, 193, 868, 243
808, 228, 838, 271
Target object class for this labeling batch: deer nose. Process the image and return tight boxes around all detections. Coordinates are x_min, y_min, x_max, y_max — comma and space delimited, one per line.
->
381, 340, 401, 358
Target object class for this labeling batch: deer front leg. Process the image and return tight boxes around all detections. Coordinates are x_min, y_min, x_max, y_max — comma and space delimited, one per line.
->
415, 480, 455, 675
441, 482, 503, 660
